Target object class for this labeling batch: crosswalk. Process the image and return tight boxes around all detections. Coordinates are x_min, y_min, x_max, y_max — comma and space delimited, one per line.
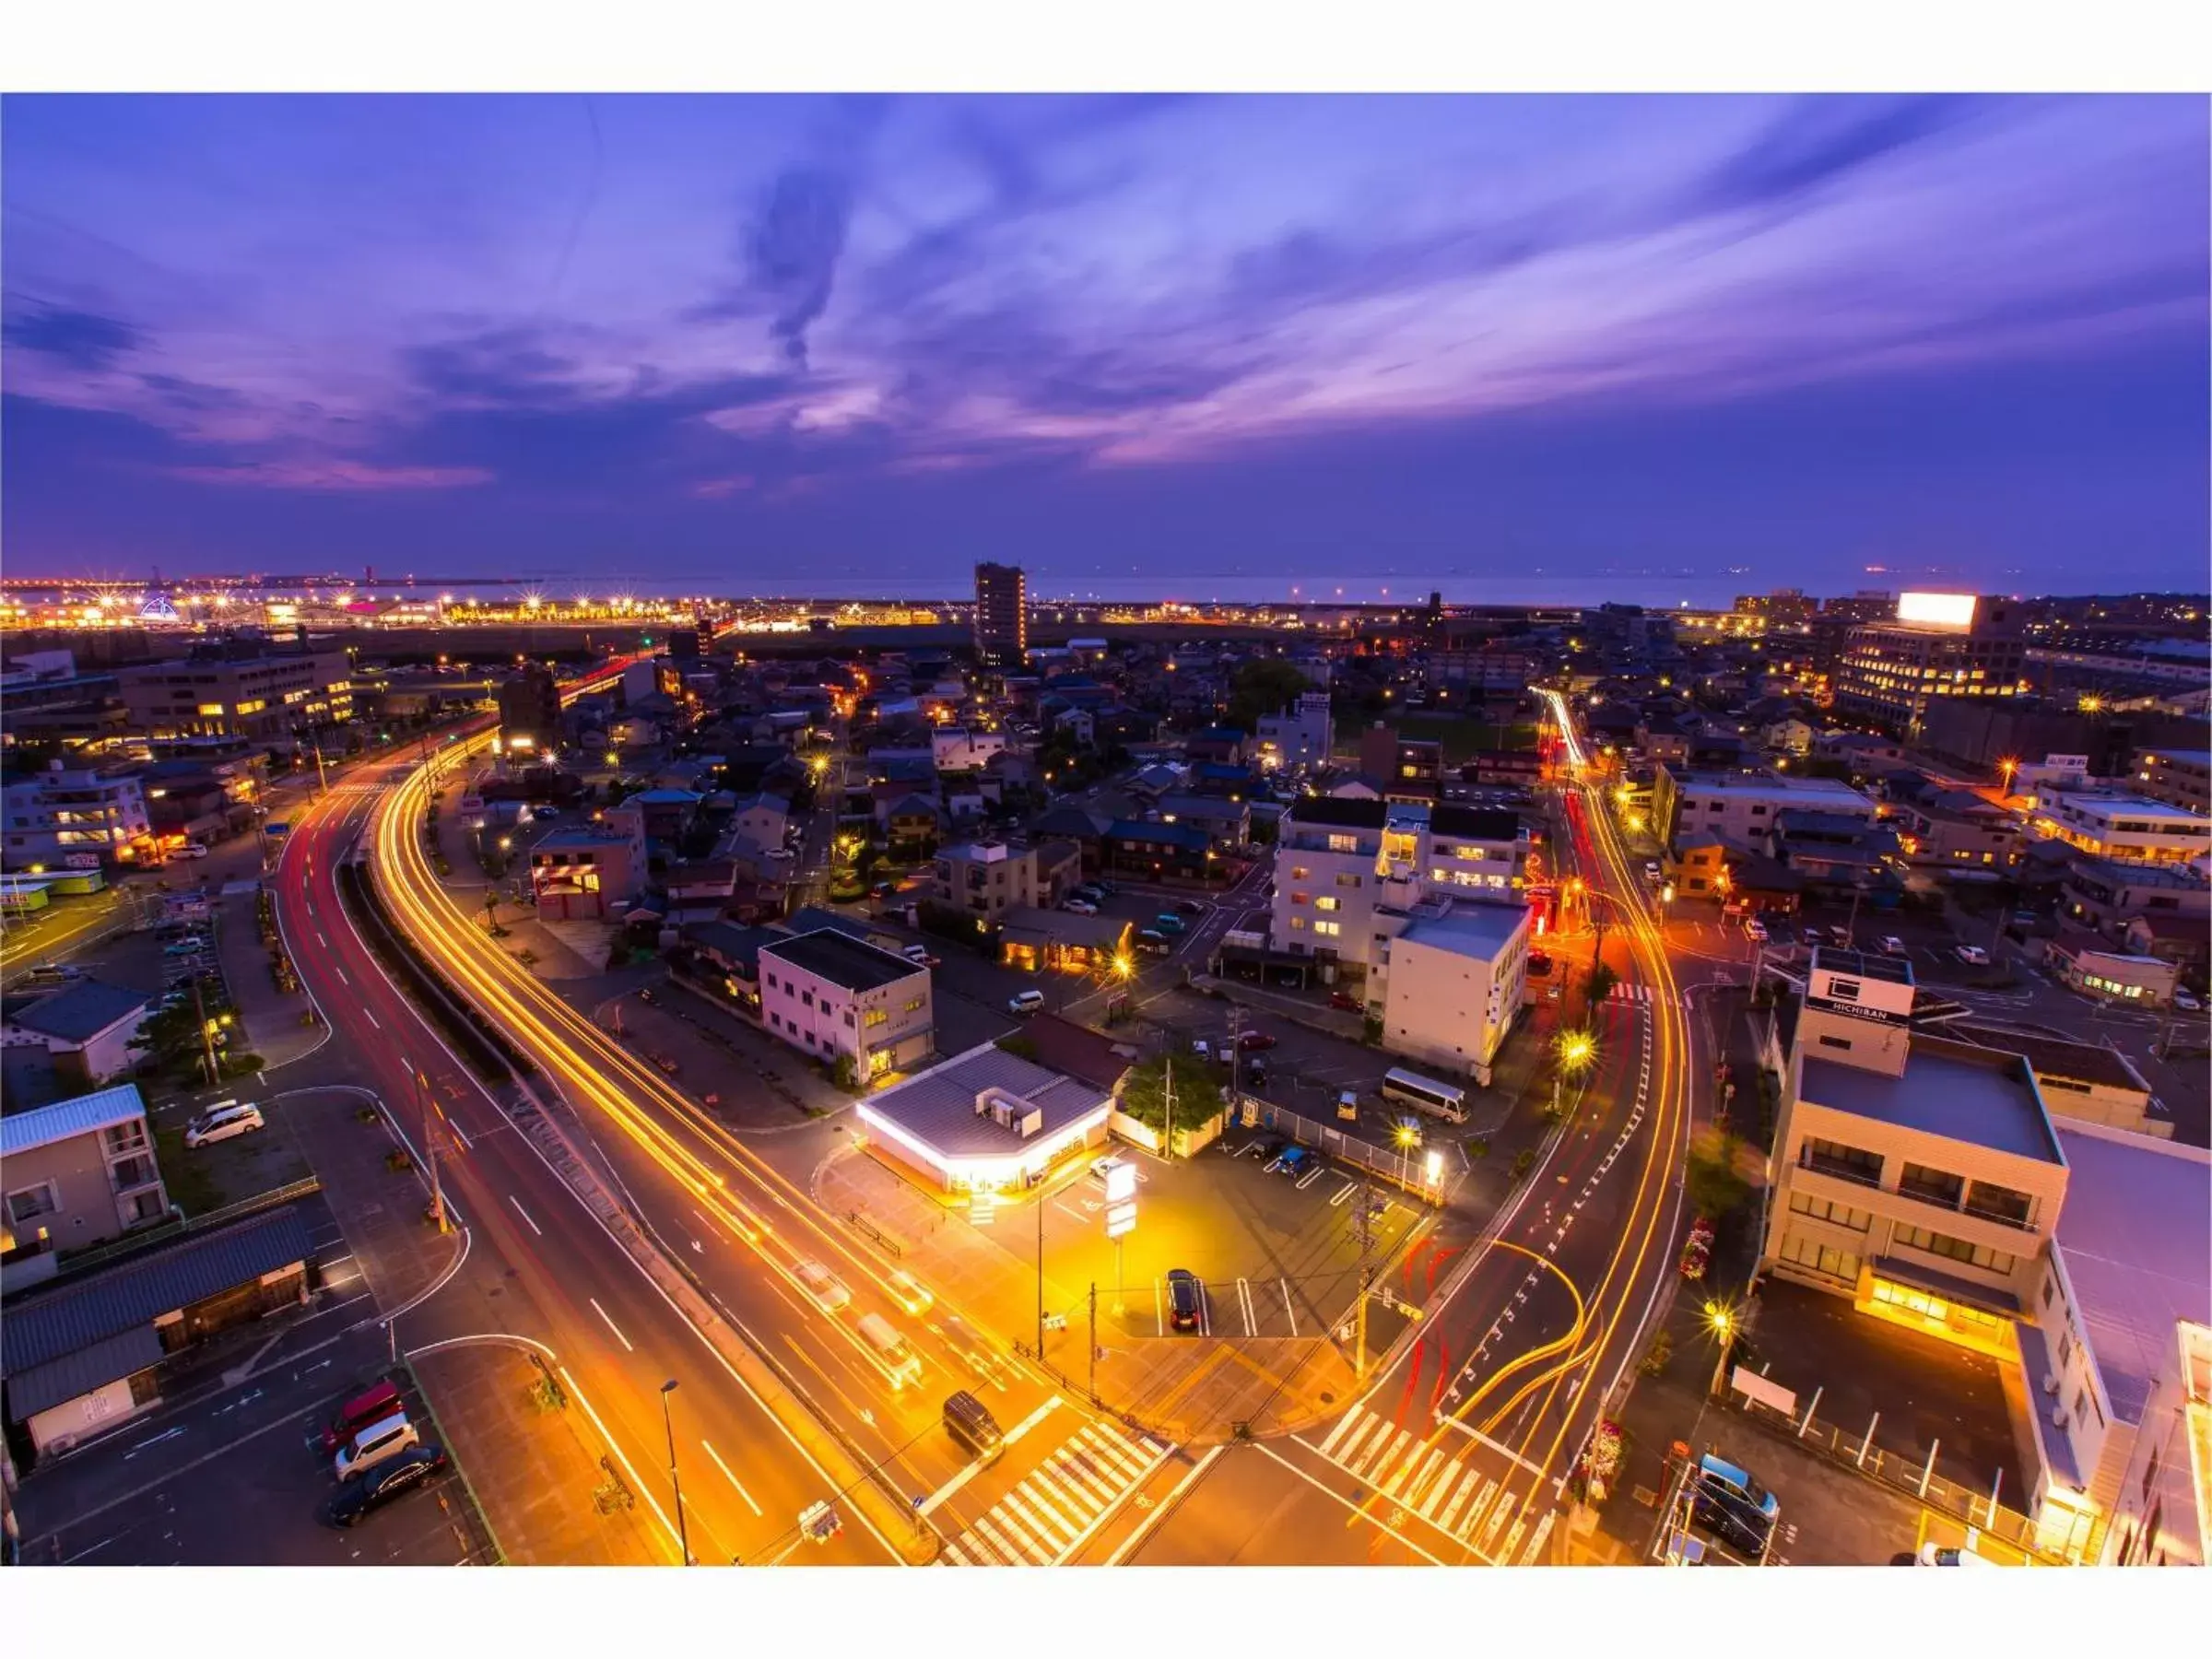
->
1308, 1404, 1558, 1566
939, 1419, 1170, 1565
1606, 983, 1659, 1006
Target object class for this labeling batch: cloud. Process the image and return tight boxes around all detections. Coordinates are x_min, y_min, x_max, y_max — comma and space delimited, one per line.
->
744, 167, 857, 369
166, 458, 493, 490
3, 303, 143, 371
1688, 95, 1985, 216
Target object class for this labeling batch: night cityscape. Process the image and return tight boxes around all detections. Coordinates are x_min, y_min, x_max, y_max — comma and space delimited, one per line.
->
2, 37, 2207, 1629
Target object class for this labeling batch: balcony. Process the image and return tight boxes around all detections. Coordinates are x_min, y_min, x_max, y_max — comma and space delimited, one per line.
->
1798, 1148, 1883, 1190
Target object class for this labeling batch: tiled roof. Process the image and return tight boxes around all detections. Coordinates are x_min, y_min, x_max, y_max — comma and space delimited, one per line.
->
6, 1325, 165, 1423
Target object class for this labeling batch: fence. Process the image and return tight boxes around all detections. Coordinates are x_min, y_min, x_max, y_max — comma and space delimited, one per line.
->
1716, 1367, 2096, 1564
1257, 1100, 1442, 1203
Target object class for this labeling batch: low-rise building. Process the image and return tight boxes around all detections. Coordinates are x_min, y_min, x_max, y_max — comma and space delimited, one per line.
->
759, 928, 934, 1080
118, 646, 353, 747
2043, 937, 2182, 1006
998, 906, 1134, 977
529, 818, 647, 920
2130, 747, 2211, 817
854, 1036, 1118, 1195
2101, 1320, 2210, 1566
1157, 793, 1250, 852
1894, 789, 2022, 872
933, 840, 1039, 922
1950, 1024, 2169, 1141
0, 1085, 171, 1278
2061, 854, 2211, 942
3, 762, 154, 871
1102, 818, 1214, 885
1653, 765, 1878, 854
1254, 689, 1333, 771
1370, 899, 1532, 1087
0, 980, 152, 1088
1760, 950, 2066, 1358
2028, 789, 2212, 866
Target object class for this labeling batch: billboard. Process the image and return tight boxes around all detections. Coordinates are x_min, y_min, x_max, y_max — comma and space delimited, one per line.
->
1896, 592, 1977, 629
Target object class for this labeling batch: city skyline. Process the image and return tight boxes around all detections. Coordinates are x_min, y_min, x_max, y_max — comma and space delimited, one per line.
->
4, 93, 2206, 596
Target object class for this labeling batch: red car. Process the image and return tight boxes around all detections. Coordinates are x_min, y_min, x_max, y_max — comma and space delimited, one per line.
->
1329, 992, 1362, 1012
1237, 1030, 1277, 1052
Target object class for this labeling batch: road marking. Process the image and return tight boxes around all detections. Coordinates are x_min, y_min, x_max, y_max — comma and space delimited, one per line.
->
333, 965, 348, 986
1330, 1179, 1357, 1206
1317, 1410, 1364, 1458
1252, 1441, 1448, 1566
1281, 1277, 1299, 1337
1520, 1509, 1557, 1566
362, 1007, 381, 1030
508, 1195, 544, 1236
1004, 1394, 1064, 1447
1434, 1413, 1551, 1477
588, 1298, 635, 1352
1235, 1277, 1259, 1335
699, 1439, 763, 1515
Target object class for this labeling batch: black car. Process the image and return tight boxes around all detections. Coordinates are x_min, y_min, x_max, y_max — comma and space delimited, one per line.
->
1175, 899, 1206, 915
1690, 1485, 1775, 1559
328, 1443, 449, 1527
1251, 1135, 1287, 1164
1166, 1269, 1203, 1333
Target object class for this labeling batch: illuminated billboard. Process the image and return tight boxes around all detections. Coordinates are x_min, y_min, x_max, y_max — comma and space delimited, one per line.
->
1897, 592, 1978, 629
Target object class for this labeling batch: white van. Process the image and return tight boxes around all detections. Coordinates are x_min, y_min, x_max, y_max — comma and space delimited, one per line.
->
184, 1100, 265, 1148
856, 1312, 923, 1389
794, 1260, 852, 1313
1006, 989, 1045, 1017
335, 1410, 420, 1480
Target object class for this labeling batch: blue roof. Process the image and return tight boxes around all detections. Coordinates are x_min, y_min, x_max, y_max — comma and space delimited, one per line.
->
0, 1083, 148, 1159
1106, 818, 1210, 851
5, 979, 149, 1043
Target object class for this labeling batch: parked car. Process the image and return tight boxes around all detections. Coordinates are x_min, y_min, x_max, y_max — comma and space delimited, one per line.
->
1007, 989, 1046, 1016
1877, 935, 1908, 957
329, 1443, 448, 1527
1268, 1145, 1316, 1178
1236, 1030, 1277, 1051
1742, 918, 1768, 943
335, 1410, 420, 1481
184, 1100, 265, 1148
1243, 1059, 1268, 1088
1135, 930, 1171, 956
1191, 1038, 1211, 1061
1061, 900, 1099, 916
2173, 990, 2202, 1012
1800, 927, 1824, 948
532, 807, 560, 822
174, 842, 210, 860
1954, 944, 1991, 966
1917, 1540, 1995, 1567
1175, 899, 1206, 915
163, 939, 208, 958
1152, 914, 1186, 935
1166, 1268, 1203, 1333
1828, 925, 1853, 947
320, 1380, 406, 1454
1329, 991, 1362, 1012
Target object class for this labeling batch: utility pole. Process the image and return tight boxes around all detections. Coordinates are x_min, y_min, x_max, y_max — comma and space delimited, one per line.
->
1163, 1053, 1176, 1162
416, 1070, 449, 1234
1225, 1005, 1242, 1122
1353, 1173, 1376, 1381
659, 1380, 691, 1565
1035, 1172, 1045, 1363
190, 974, 219, 1087
483, 886, 500, 935
1088, 1282, 1099, 1404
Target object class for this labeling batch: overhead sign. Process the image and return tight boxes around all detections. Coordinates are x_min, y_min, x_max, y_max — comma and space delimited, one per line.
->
1896, 592, 1977, 629
1104, 1162, 1137, 1204
1106, 1203, 1136, 1239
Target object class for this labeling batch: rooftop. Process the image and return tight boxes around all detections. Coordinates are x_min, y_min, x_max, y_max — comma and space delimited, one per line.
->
1105, 818, 1210, 851
1398, 900, 1532, 961
1288, 794, 1389, 830
3, 979, 150, 1044
2053, 1124, 2212, 1426
1, 1082, 149, 1149
1428, 805, 1522, 842
859, 1043, 1116, 1160
1808, 946, 1913, 986
761, 927, 922, 994
1801, 1037, 2060, 1164
1951, 1025, 2148, 1096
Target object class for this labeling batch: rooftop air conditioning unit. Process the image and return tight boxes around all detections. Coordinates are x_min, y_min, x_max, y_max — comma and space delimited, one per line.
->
2041, 1371, 2061, 1395
2050, 1406, 2069, 1430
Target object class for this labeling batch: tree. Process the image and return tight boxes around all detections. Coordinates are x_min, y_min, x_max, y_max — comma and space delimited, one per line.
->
1584, 960, 1618, 1012
1685, 1129, 1751, 1220
1226, 661, 1312, 735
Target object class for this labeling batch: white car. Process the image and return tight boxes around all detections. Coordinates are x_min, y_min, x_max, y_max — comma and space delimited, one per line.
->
1954, 944, 1991, 967
793, 1260, 852, 1313
1877, 936, 1908, 957
2174, 990, 2203, 1012
1061, 899, 1099, 915
183, 1100, 265, 1147
1743, 918, 1768, 943
1191, 1039, 1211, 1061
174, 842, 210, 860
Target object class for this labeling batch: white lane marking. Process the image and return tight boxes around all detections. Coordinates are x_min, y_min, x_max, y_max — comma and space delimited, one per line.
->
1251, 1441, 1448, 1566
362, 1008, 381, 1030
333, 965, 349, 986
588, 1297, 635, 1352
1317, 1409, 1362, 1458
507, 1195, 544, 1236
1281, 1277, 1299, 1337
1005, 1394, 1064, 1447
700, 1439, 764, 1516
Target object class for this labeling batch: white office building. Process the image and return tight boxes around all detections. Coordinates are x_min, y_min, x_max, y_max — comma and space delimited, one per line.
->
1369, 899, 1533, 1086
759, 928, 935, 1080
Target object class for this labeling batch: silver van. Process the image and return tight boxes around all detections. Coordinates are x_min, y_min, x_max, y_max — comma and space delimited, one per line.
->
335, 1410, 420, 1480
856, 1312, 922, 1389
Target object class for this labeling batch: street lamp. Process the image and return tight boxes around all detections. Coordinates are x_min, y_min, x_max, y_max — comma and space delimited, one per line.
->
659, 1379, 691, 1564
1552, 1027, 1597, 1119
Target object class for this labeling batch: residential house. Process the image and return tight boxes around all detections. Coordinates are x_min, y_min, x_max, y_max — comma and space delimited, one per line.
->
0, 1085, 171, 1280
759, 929, 934, 1080
0, 980, 151, 1088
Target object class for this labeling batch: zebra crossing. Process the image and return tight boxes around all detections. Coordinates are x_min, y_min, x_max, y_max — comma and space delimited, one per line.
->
939, 1419, 1170, 1565
1606, 982, 1665, 1006
1307, 1404, 1559, 1566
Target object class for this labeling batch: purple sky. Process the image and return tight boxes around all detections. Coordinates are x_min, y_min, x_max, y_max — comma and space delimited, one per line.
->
4, 93, 2206, 600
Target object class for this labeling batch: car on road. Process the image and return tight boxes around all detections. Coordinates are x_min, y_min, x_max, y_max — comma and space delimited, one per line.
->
1166, 1268, 1202, 1333
1243, 1058, 1268, 1088
794, 1260, 853, 1313
1329, 991, 1362, 1012
1061, 899, 1099, 915
1643, 860, 1662, 881
1152, 913, 1186, 935
1134, 930, 1171, 956
174, 842, 210, 859
2174, 990, 2203, 1012
1800, 927, 1825, 948
1742, 918, 1768, 943
184, 1100, 265, 1148
1877, 935, 1908, 957
1954, 944, 1991, 966
1236, 1030, 1277, 1051
1007, 988, 1046, 1016
1071, 884, 1106, 905
888, 1268, 934, 1314
1174, 899, 1206, 915
532, 807, 560, 822
329, 1442, 448, 1526
799, 1500, 844, 1543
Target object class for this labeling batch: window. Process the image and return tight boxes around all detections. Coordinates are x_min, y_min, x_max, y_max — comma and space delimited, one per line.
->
903, 997, 924, 1014
802, 991, 816, 1009
843, 1010, 855, 1027
1335, 873, 1361, 888
1894, 1224, 2015, 1274
1327, 833, 1359, 853
864, 1008, 887, 1028
1779, 1232, 1861, 1285
1965, 1181, 2034, 1229
1288, 916, 1306, 931
2057, 1330, 2073, 1367
1313, 921, 1341, 937
1314, 897, 1340, 912
1787, 1192, 1871, 1230
1289, 866, 1310, 880
1899, 1163, 1965, 1208
6, 1183, 60, 1225
1800, 1137, 1881, 1184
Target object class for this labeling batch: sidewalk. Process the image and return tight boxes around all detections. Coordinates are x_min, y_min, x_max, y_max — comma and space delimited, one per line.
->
218, 885, 327, 1072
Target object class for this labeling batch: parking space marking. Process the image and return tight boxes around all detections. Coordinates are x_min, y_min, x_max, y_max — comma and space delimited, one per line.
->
587, 1297, 635, 1352
1281, 1277, 1299, 1337
1235, 1277, 1260, 1336
1330, 1179, 1358, 1206
699, 1439, 763, 1516
1154, 1278, 1164, 1336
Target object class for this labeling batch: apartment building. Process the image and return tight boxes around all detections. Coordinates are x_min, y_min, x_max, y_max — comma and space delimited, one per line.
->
1357, 725, 1444, 803
3, 762, 154, 870
1653, 765, 1877, 854
2027, 789, 2212, 865
1273, 796, 1390, 971
759, 928, 934, 1079
118, 647, 352, 745
2131, 747, 2211, 816
1, 1085, 171, 1278
1254, 689, 1333, 771
2061, 855, 2211, 941
2101, 1320, 2209, 1566
1894, 790, 2022, 872
933, 840, 1039, 922
1760, 950, 2066, 1358
1423, 805, 1529, 896
1369, 899, 1532, 1086
972, 562, 1028, 670
528, 818, 647, 920
497, 662, 562, 754
932, 727, 1006, 772
1833, 592, 2028, 736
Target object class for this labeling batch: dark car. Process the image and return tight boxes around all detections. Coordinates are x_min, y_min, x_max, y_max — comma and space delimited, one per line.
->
1243, 1059, 1269, 1088
1236, 1030, 1277, 1052
1691, 1487, 1775, 1559
1251, 1135, 1288, 1163
328, 1443, 448, 1527
1175, 899, 1206, 915
637, 986, 658, 1006
1166, 1269, 1203, 1333
1269, 1145, 1315, 1178
1329, 991, 1362, 1012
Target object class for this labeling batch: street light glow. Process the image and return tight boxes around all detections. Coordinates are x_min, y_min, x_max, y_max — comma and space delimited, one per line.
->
1555, 1028, 1597, 1075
